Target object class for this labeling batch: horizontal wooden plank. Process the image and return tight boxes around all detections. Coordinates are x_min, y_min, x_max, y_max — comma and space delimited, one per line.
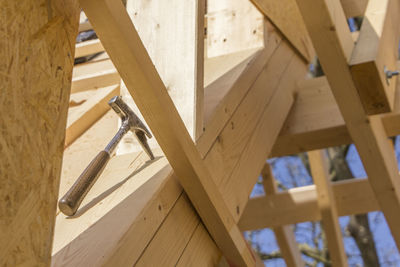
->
79, 20, 92, 32
71, 70, 119, 93
75, 39, 105, 58
239, 178, 379, 230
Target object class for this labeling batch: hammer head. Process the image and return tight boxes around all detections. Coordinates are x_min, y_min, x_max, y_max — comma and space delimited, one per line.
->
108, 96, 154, 159
108, 96, 152, 137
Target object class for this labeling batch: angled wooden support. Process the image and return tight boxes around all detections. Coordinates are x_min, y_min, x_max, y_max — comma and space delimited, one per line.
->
239, 178, 379, 230
308, 150, 348, 267
250, 0, 315, 62
261, 164, 305, 267
198, 25, 283, 157
350, 0, 400, 114
80, 0, 255, 265
203, 42, 307, 220
340, 0, 368, 18
295, 0, 400, 250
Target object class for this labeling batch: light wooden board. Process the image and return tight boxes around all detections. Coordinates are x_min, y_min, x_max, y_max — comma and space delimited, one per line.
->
309, 150, 348, 267
75, 39, 105, 58
176, 223, 222, 267
350, 0, 400, 114
204, 42, 294, 190
205, 48, 307, 220
71, 70, 119, 93
0, 1, 79, 266
122, 0, 204, 140
206, 0, 264, 58
199, 24, 283, 157
80, 0, 255, 264
250, 0, 314, 62
71, 59, 119, 94
239, 178, 380, 230
271, 74, 400, 157
134, 193, 199, 266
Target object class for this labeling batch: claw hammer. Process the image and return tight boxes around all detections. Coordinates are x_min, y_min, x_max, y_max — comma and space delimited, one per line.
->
59, 96, 154, 216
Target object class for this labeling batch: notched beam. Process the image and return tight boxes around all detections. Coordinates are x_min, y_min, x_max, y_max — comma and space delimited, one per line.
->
350, 0, 400, 114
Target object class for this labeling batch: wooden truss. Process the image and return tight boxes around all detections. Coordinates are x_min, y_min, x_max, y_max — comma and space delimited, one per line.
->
2, 0, 400, 266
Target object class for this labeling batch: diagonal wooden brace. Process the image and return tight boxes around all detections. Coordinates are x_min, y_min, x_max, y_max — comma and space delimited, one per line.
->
80, 0, 256, 265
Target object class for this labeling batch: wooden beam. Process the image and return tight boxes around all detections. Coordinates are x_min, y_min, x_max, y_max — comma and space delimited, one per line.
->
203, 41, 308, 220
271, 74, 400, 157
340, 0, 368, 18
262, 164, 305, 267
65, 84, 119, 147
71, 69, 119, 93
239, 178, 379, 230
250, 0, 315, 62
220, 50, 307, 220
206, 0, 264, 58
75, 39, 105, 58
0, 1, 79, 266
125, 0, 204, 140
176, 223, 222, 267
199, 24, 283, 157
292, 0, 400, 249
349, 0, 400, 114
308, 150, 348, 267
78, 20, 92, 32
134, 193, 199, 266
80, 0, 255, 265
271, 76, 348, 156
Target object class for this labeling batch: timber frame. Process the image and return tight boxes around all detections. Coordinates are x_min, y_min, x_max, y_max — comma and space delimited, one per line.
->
2, 0, 400, 266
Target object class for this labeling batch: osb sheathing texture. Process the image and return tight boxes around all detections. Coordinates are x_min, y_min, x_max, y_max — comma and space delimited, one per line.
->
0, 0, 79, 266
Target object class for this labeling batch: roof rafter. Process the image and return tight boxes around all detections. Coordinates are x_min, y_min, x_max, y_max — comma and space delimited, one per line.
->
79, 0, 256, 264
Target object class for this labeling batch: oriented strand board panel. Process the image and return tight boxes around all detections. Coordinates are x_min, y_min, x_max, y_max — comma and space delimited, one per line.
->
0, 1, 79, 266
207, 0, 264, 58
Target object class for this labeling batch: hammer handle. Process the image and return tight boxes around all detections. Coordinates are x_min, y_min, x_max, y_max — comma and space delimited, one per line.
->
59, 151, 110, 216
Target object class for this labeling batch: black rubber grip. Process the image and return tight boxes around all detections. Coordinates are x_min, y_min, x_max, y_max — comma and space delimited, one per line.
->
59, 151, 110, 216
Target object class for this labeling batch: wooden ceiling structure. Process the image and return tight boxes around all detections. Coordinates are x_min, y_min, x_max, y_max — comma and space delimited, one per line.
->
2, 0, 400, 266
